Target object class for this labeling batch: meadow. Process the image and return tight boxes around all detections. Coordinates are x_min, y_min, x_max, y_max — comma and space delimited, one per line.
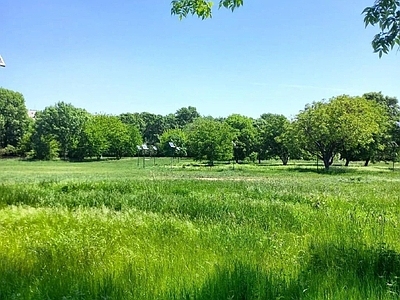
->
1, 158, 400, 299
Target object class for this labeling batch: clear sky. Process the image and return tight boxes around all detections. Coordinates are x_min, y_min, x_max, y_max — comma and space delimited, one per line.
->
1, 1, 399, 119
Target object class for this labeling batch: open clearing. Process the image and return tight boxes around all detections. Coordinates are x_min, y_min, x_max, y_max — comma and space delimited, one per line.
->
1, 158, 400, 299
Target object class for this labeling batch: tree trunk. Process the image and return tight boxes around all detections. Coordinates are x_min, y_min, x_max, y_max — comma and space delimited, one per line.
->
344, 158, 350, 167
322, 153, 332, 170
281, 155, 289, 166
323, 158, 330, 170
364, 158, 370, 167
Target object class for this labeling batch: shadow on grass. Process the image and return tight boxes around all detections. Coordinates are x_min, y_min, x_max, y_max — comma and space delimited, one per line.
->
2, 243, 400, 299
186, 243, 400, 299
285, 166, 359, 175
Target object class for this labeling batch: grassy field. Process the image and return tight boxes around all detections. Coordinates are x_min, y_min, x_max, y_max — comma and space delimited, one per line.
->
1, 158, 400, 299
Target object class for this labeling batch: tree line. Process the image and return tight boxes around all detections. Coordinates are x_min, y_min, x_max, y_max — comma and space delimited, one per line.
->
0, 87, 399, 169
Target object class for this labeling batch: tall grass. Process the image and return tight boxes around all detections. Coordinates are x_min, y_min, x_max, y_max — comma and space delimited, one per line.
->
1, 159, 400, 299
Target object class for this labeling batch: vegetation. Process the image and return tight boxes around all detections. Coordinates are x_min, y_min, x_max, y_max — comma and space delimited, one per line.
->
0, 87, 29, 149
1, 87, 399, 168
187, 118, 235, 165
170, 0, 400, 56
1, 159, 400, 299
293, 95, 390, 169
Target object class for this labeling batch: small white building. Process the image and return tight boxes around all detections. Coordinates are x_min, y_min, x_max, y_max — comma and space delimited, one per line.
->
28, 110, 37, 119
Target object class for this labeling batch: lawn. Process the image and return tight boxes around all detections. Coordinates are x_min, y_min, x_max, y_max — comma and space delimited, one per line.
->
1, 158, 400, 299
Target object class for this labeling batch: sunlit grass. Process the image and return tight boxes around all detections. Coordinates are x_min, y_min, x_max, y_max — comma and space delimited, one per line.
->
1, 158, 400, 299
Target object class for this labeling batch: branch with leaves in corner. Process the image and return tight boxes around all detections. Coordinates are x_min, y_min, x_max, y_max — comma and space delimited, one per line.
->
171, 0, 400, 57
171, 0, 243, 19
363, 0, 400, 57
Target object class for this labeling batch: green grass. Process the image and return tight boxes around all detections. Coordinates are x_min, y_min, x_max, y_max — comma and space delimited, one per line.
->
1, 158, 400, 299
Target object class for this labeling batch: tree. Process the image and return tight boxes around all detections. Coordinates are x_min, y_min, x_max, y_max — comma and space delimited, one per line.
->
32, 102, 90, 159
171, 0, 400, 56
363, 0, 400, 57
159, 128, 188, 156
187, 118, 235, 165
82, 115, 141, 160
225, 114, 256, 162
175, 106, 200, 128
139, 112, 166, 145
255, 114, 294, 165
0, 88, 29, 148
293, 95, 389, 170
352, 92, 400, 166
83, 115, 110, 160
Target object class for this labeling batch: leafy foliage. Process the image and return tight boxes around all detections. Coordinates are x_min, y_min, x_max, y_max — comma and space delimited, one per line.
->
171, 0, 243, 19
175, 106, 200, 128
0, 88, 29, 148
32, 102, 90, 159
363, 0, 400, 57
255, 114, 296, 165
159, 128, 188, 156
187, 118, 234, 165
293, 95, 389, 169
225, 114, 256, 162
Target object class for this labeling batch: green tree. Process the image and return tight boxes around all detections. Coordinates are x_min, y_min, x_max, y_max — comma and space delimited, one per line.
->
17, 118, 35, 157
83, 115, 110, 160
119, 113, 145, 134
139, 112, 166, 145
159, 128, 187, 156
187, 118, 235, 165
225, 114, 256, 162
340, 92, 400, 166
83, 115, 141, 160
293, 95, 388, 170
0, 88, 29, 148
32, 134, 60, 160
255, 114, 295, 165
175, 106, 200, 128
32, 102, 90, 159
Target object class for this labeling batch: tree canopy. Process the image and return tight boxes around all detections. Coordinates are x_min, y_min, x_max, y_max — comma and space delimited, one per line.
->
0, 88, 29, 148
187, 118, 235, 165
293, 95, 389, 169
171, 0, 400, 56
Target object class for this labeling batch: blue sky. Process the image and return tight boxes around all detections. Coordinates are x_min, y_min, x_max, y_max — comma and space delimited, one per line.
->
1, 0, 399, 119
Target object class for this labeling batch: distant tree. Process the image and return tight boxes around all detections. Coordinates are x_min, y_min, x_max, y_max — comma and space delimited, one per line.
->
255, 114, 297, 165
159, 128, 187, 156
341, 92, 400, 166
32, 102, 90, 159
82, 115, 141, 160
125, 124, 143, 157
363, 92, 400, 120
82, 115, 109, 160
119, 113, 145, 133
187, 118, 235, 165
175, 106, 200, 128
225, 114, 256, 162
17, 118, 35, 157
139, 112, 166, 145
0, 88, 29, 148
0, 115, 4, 144
164, 113, 178, 131
293, 95, 389, 170
32, 134, 60, 160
